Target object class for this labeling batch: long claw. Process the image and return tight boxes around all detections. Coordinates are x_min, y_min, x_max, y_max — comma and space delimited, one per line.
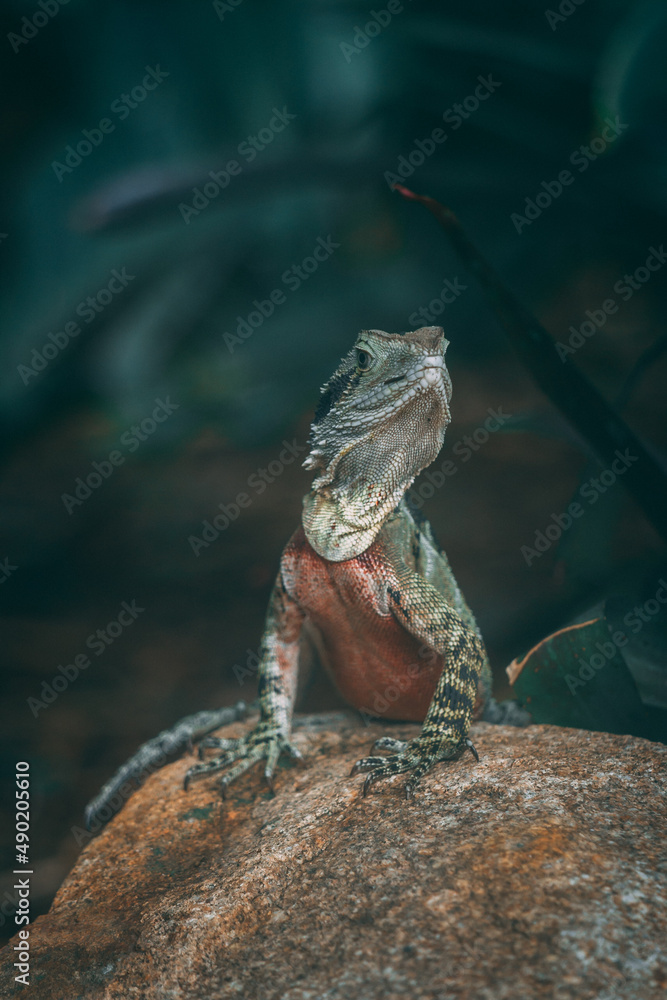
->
351, 734, 479, 798
181, 723, 303, 802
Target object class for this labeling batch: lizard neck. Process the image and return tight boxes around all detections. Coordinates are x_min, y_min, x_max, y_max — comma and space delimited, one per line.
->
301, 482, 410, 562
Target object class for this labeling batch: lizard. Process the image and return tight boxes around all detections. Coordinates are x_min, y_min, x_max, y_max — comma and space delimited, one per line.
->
86, 324, 509, 829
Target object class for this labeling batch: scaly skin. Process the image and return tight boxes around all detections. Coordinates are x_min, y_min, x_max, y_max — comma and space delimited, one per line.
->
86, 326, 493, 826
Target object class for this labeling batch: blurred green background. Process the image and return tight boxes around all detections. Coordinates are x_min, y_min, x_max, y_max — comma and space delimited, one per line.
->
1, 0, 666, 937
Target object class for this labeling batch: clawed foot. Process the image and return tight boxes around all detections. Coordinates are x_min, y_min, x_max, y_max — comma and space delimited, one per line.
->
350, 735, 479, 799
184, 723, 302, 798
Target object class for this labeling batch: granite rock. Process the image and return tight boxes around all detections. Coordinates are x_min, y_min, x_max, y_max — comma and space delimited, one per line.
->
2, 712, 666, 999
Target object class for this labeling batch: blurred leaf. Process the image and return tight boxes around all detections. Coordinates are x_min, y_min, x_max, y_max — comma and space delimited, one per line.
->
606, 579, 667, 711
507, 617, 663, 739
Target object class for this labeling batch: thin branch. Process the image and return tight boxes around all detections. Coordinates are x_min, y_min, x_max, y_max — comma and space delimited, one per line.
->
394, 183, 667, 545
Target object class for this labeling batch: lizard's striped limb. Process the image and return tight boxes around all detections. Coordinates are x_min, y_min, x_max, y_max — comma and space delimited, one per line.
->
183, 572, 304, 795
351, 557, 486, 797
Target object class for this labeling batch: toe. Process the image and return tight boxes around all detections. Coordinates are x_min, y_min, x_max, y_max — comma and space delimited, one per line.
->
371, 737, 407, 753
350, 755, 386, 776
362, 772, 380, 797
404, 778, 419, 800
218, 753, 261, 791
184, 747, 242, 788
264, 742, 280, 785
198, 736, 237, 759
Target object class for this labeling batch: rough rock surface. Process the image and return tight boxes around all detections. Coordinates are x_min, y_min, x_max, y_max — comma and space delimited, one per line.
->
2, 713, 666, 999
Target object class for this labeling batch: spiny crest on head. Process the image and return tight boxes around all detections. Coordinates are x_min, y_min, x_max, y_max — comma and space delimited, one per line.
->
312, 353, 360, 427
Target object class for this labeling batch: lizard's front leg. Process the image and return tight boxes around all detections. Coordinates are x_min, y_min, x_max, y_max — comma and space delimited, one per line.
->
184, 572, 305, 797
351, 567, 486, 798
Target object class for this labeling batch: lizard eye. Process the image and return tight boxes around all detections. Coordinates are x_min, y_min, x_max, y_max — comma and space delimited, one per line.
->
356, 349, 372, 371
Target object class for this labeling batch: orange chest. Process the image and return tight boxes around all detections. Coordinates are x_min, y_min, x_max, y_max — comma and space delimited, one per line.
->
280, 528, 442, 721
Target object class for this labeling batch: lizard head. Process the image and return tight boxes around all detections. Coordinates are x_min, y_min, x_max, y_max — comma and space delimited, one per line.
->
302, 326, 452, 561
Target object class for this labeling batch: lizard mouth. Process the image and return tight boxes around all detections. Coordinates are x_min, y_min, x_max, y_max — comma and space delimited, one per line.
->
383, 358, 444, 386
358, 358, 449, 414
412, 357, 448, 389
